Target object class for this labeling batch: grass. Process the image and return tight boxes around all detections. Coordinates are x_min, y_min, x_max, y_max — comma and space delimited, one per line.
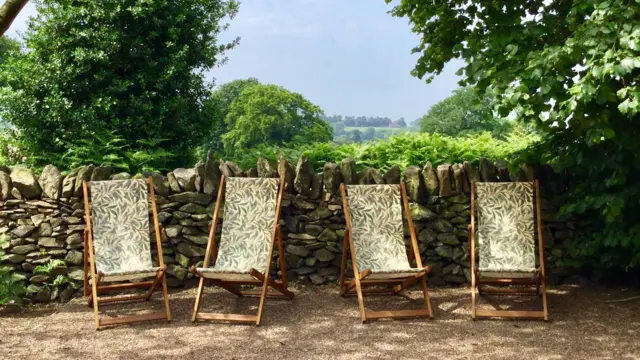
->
344, 127, 416, 132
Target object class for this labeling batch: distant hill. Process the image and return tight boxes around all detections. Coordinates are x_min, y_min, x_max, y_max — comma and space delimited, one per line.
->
321, 114, 417, 143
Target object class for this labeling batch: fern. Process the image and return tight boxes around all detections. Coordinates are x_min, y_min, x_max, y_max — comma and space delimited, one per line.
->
224, 131, 539, 172
0, 235, 26, 306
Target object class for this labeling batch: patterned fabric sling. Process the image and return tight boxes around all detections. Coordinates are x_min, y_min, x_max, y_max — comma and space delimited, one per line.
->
346, 185, 421, 279
476, 182, 536, 274
90, 179, 160, 282
197, 178, 279, 280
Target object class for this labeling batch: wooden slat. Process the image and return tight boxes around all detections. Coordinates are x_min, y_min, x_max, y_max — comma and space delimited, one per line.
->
338, 228, 349, 288
210, 279, 244, 297
475, 309, 546, 319
365, 309, 432, 320
342, 290, 399, 297
360, 278, 405, 285
148, 177, 172, 322
340, 183, 366, 322
192, 176, 226, 322
196, 313, 258, 323
535, 180, 549, 321
340, 268, 372, 295
239, 291, 289, 297
400, 182, 425, 269
219, 279, 262, 285
96, 294, 147, 304
470, 182, 477, 319
255, 177, 286, 326
478, 286, 538, 295
249, 269, 295, 299
96, 281, 155, 292
478, 278, 537, 285
99, 312, 168, 326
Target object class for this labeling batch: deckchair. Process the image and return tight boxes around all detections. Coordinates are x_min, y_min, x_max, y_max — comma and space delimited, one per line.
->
470, 181, 548, 320
82, 178, 171, 330
191, 176, 293, 325
339, 183, 433, 323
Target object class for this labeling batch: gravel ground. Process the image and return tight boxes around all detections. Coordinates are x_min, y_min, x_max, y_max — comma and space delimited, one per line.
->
1, 284, 639, 360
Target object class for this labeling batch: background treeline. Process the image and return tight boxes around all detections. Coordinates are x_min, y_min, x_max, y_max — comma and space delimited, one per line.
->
323, 114, 416, 143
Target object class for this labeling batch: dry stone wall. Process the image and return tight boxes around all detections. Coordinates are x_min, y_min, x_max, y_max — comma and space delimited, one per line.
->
0, 154, 573, 303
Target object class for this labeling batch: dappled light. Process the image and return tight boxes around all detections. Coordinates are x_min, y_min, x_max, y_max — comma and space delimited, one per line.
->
2, 285, 640, 359
1, 0, 640, 358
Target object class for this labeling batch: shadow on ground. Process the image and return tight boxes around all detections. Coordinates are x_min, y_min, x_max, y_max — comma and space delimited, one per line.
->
1, 284, 639, 360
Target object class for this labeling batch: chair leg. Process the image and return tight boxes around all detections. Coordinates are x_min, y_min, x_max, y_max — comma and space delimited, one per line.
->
83, 245, 89, 297
255, 274, 270, 326
90, 274, 101, 330
471, 271, 477, 320
353, 274, 367, 323
192, 277, 206, 322
540, 275, 549, 321
160, 274, 171, 322
339, 237, 349, 289
87, 273, 103, 307
419, 276, 433, 319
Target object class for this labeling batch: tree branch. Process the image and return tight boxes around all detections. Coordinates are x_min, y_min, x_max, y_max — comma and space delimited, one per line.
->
0, 0, 28, 36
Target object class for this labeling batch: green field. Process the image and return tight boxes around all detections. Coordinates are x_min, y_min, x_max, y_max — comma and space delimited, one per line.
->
344, 127, 416, 132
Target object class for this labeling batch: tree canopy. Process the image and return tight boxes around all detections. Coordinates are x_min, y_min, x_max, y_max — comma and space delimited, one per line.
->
205, 77, 260, 154
0, 36, 18, 66
419, 87, 511, 137
0, 0, 239, 167
221, 83, 332, 153
389, 0, 640, 274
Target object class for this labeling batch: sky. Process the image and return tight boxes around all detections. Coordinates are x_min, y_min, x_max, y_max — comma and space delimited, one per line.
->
5, 0, 463, 123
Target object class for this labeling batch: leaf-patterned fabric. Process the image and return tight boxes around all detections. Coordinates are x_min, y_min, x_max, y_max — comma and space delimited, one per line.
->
346, 185, 417, 276
476, 182, 536, 273
91, 180, 155, 277
198, 178, 279, 276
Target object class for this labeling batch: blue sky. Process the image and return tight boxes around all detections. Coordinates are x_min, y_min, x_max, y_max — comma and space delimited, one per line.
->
6, 0, 463, 122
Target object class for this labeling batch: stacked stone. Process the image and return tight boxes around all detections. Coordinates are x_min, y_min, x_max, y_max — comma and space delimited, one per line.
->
0, 165, 86, 302
0, 155, 571, 303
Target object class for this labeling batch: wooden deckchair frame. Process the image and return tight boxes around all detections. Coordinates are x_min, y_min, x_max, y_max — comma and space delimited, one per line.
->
338, 183, 433, 323
470, 180, 548, 321
191, 175, 294, 326
82, 177, 171, 330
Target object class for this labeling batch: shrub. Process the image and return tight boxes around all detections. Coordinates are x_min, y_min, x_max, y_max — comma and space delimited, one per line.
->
229, 131, 539, 172
0, 235, 26, 306
0, 0, 239, 169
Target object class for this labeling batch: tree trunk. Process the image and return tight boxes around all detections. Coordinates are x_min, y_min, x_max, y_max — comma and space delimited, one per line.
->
0, 0, 28, 36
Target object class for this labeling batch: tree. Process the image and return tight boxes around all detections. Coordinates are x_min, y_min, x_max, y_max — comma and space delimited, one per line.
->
351, 129, 362, 143
0, 0, 28, 36
333, 121, 346, 136
363, 127, 375, 140
0, 0, 239, 167
394, 117, 407, 128
389, 1, 640, 274
419, 87, 510, 137
205, 78, 259, 154
222, 83, 332, 153
0, 36, 18, 66
0, 36, 18, 89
